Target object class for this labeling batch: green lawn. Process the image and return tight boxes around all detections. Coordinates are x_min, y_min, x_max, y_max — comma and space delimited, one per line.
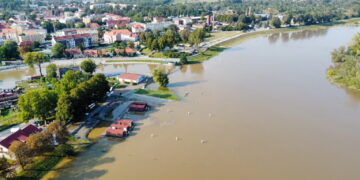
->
134, 88, 180, 100
188, 46, 226, 63
0, 109, 23, 131
141, 48, 151, 55
149, 52, 168, 58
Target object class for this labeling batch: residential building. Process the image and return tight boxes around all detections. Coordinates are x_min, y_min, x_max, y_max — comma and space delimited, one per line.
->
145, 21, 173, 31
65, 49, 83, 58
18, 29, 47, 43
103, 29, 138, 44
131, 23, 146, 33
54, 28, 99, 46
0, 29, 19, 42
117, 73, 145, 84
0, 124, 41, 159
52, 33, 92, 49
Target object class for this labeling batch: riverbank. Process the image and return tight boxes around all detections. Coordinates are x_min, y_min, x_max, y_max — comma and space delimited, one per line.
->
188, 17, 360, 63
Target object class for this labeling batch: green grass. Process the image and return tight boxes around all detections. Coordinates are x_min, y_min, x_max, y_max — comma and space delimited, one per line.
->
141, 48, 151, 55
0, 110, 24, 131
149, 52, 168, 58
134, 88, 180, 100
188, 46, 226, 63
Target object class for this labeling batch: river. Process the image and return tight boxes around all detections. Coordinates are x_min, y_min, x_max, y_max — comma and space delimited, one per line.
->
5, 26, 360, 180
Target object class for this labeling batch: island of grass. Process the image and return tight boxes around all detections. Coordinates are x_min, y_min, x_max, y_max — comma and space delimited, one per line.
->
134, 88, 179, 100
188, 46, 226, 64
327, 33, 360, 90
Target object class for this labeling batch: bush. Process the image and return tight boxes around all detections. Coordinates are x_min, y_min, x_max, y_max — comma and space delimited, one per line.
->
54, 144, 75, 157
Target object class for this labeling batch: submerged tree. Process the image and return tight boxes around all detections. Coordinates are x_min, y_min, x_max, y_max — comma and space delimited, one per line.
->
23, 52, 50, 77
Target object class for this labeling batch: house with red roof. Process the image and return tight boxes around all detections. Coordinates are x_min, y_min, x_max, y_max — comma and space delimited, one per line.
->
103, 29, 138, 44
117, 73, 145, 84
52, 33, 92, 49
0, 124, 41, 159
65, 49, 83, 58
129, 102, 149, 112
106, 120, 134, 137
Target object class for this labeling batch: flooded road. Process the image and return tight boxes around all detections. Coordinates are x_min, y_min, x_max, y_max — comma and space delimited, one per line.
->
44, 26, 360, 179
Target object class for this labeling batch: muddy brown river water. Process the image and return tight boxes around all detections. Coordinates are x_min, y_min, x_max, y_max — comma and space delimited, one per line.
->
3, 26, 360, 180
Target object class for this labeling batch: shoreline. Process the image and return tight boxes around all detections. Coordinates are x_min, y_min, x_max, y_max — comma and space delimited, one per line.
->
188, 17, 360, 63
34, 18, 360, 180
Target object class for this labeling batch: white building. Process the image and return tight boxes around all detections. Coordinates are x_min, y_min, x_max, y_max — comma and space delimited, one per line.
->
145, 21, 174, 31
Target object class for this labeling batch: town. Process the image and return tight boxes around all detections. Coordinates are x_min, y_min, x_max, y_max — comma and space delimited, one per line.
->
0, 0, 359, 179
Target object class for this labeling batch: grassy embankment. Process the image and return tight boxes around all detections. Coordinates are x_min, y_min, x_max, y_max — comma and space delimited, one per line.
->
0, 109, 23, 131
134, 88, 180, 100
189, 18, 360, 64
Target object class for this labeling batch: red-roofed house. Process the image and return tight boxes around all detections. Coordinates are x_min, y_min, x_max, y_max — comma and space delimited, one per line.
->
129, 102, 149, 112
153, 17, 166, 23
65, 49, 83, 58
106, 119, 134, 137
131, 24, 146, 33
0, 124, 41, 159
117, 73, 145, 84
103, 29, 138, 44
52, 33, 92, 49
19, 41, 33, 47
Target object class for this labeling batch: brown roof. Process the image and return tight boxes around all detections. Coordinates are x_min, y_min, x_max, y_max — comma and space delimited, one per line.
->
0, 124, 41, 149
118, 73, 143, 81
54, 33, 91, 41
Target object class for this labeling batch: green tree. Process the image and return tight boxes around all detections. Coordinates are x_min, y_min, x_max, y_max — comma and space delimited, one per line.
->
56, 70, 86, 94
0, 41, 19, 60
44, 121, 69, 145
18, 46, 32, 57
52, 43, 65, 58
18, 89, 58, 122
23, 52, 50, 77
179, 55, 188, 65
80, 59, 97, 74
42, 21, 54, 33
56, 94, 74, 122
32, 41, 40, 49
152, 69, 169, 87
9, 141, 31, 169
26, 132, 53, 155
76, 22, 85, 28
180, 29, 190, 42
127, 41, 135, 48
271, 17, 282, 28
46, 63, 57, 80
188, 29, 205, 48
151, 39, 158, 50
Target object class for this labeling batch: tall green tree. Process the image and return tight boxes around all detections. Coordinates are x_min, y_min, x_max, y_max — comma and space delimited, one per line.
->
56, 94, 74, 122
271, 17, 282, 28
26, 132, 53, 155
44, 120, 69, 144
18, 89, 58, 122
152, 69, 169, 87
52, 43, 65, 58
23, 52, 50, 77
80, 59, 97, 74
46, 63, 57, 80
0, 41, 19, 60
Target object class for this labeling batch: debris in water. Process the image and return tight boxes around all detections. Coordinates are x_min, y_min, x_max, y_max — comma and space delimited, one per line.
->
175, 137, 180, 141
188, 112, 191, 116
209, 113, 212, 118
201, 139, 207, 144
185, 92, 189, 97
150, 133, 155, 138
167, 109, 171, 112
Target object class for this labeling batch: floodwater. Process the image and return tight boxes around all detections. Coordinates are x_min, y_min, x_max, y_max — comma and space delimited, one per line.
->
11, 26, 360, 180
